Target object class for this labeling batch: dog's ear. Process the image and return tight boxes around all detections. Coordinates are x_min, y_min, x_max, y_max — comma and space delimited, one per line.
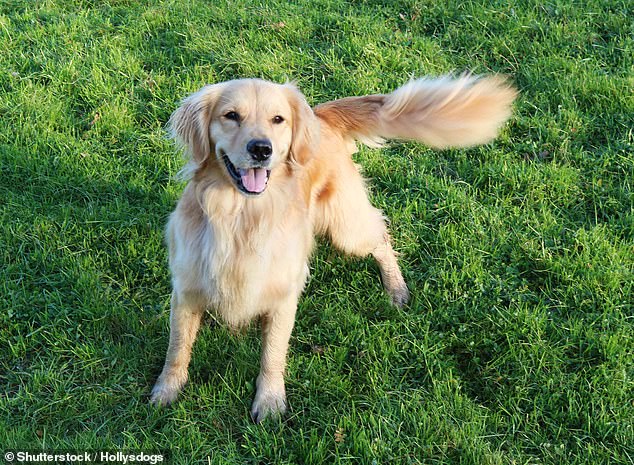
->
284, 84, 319, 166
168, 84, 225, 166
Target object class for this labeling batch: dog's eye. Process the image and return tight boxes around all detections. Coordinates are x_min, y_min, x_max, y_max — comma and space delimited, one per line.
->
224, 111, 240, 122
272, 115, 285, 124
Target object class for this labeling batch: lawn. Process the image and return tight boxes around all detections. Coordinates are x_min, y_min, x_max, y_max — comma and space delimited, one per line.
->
0, 0, 632, 464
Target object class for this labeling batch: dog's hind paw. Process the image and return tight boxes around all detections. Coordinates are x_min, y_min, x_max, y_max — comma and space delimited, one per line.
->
389, 283, 410, 308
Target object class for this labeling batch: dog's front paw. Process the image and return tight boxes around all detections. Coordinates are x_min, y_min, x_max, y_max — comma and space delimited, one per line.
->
250, 380, 287, 423
150, 379, 182, 406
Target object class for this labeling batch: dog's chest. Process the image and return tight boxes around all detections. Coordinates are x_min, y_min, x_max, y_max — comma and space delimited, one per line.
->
205, 210, 312, 324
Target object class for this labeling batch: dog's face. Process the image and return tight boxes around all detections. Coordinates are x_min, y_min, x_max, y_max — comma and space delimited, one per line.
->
170, 79, 318, 196
210, 81, 294, 195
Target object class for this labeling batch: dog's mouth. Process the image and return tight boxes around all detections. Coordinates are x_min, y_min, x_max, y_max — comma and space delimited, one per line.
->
221, 154, 271, 196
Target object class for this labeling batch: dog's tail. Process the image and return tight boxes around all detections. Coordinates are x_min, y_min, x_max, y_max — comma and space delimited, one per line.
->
313, 74, 517, 149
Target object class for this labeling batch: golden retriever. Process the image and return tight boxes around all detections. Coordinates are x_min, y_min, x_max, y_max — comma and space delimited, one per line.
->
150, 75, 516, 422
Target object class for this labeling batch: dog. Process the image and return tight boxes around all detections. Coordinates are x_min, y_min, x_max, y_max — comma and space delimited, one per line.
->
150, 75, 517, 422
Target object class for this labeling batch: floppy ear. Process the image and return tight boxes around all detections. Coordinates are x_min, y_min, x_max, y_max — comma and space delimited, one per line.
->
168, 83, 224, 166
284, 84, 320, 166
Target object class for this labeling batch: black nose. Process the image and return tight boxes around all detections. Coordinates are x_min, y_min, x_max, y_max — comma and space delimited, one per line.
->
247, 139, 273, 162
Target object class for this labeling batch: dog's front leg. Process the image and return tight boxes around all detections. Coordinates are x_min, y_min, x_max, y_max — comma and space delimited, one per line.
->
251, 296, 297, 423
150, 291, 205, 406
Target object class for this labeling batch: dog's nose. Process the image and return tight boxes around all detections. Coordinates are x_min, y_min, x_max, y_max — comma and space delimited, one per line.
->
247, 139, 273, 162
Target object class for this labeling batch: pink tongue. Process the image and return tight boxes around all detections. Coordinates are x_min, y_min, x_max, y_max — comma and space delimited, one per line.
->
240, 168, 268, 193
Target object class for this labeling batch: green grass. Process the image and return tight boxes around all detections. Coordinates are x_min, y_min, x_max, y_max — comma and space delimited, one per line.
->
1, 0, 632, 463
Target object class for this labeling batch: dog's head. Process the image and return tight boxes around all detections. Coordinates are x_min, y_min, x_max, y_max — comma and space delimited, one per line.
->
169, 79, 318, 196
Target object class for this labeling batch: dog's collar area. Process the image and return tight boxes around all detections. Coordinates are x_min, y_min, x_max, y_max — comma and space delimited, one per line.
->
221, 153, 271, 196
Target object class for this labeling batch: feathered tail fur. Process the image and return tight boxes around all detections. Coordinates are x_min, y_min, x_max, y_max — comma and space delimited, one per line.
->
314, 74, 517, 149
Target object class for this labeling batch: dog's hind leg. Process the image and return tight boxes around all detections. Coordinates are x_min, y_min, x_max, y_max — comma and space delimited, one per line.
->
150, 291, 205, 406
317, 162, 409, 307
369, 233, 410, 307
